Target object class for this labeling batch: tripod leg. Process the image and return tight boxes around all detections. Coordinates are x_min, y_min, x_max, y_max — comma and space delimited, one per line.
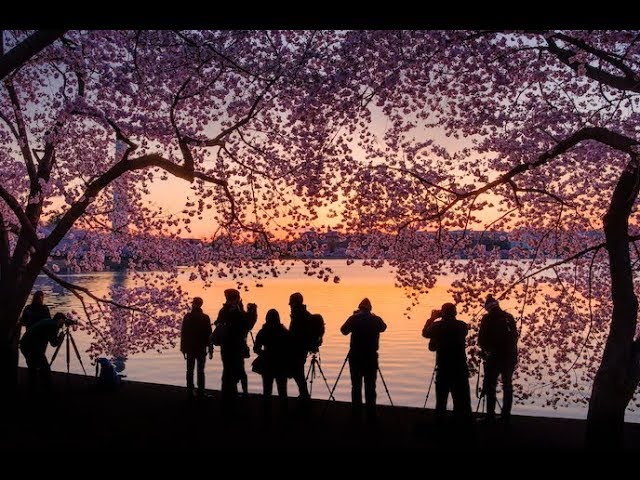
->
321, 353, 349, 418
66, 329, 70, 374
309, 360, 315, 396
68, 332, 87, 375
315, 361, 335, 400
377, 366, 393, 406
423, 367, 436, 409
49, 336, 64, 366
305, 359, 313, 382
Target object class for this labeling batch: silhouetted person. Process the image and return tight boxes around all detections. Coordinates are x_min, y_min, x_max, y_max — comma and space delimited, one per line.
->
340, 298, 387, 423
422, 303, 472, 425
288, 292, 312, 401
19, 312, 65, 392
180, 297, 212, 398
254, 309, 290, 417
478, 295, 518, 423
215, 289, 257, 407
20, 291, 51, 331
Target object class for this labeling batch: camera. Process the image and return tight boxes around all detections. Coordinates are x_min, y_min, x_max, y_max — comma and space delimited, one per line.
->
64, 317, 79, 326
246, 303, 257, 311
55, 313, 78, 326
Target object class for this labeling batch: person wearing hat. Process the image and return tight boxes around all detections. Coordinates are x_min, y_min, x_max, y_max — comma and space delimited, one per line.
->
478, 294, 518, 423
340, 298, 387, 423
180, 297, 212, 398
214, 288, 257, 406
422, 302, 472, 426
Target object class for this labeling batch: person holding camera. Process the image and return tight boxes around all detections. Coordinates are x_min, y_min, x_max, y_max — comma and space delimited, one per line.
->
422, 303, 472, 426
19, 312, 66, 392
340, 298, 387, 423
180, 297, 212, 398
253, 309, 290, 418
214, 289, 257, 407
478, 294, 518, 423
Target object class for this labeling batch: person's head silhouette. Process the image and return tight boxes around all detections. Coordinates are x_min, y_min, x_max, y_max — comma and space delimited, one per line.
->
52, 312, 66, 327
289, 292, 304, 307
32, 290, 44, 305
266, 308, 280, 326
224, 289, 240, 305
441, 302, 456, 319
358, 298, 372, 312
484, 294, 499, 312
192, 297, 204, 310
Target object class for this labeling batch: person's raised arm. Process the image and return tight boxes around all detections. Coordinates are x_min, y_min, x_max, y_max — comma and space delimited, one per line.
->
245, 303, 258, 331
422, 310, 440, 338
340, 316, 353, 336
378, 316, 387, 333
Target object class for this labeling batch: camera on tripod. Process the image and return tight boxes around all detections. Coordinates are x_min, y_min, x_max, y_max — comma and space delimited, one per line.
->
62, 316, 78, 327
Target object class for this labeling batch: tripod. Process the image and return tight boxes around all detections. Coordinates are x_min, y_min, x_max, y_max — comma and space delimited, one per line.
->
49, 324, 87, 376
475, 359, 501, 414
423, 364, 437, 408
305, 352, 335, 400
322, 352, 394, 417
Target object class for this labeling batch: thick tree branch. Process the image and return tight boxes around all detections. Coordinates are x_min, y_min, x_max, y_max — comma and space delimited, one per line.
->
546, 36, 640, 93
553, 33, 638, 81
46, 154, 227, 249
0, 30, 65, 80
0, 184, 39, 248
4, 78, 36, 186
0, 212, 9, 275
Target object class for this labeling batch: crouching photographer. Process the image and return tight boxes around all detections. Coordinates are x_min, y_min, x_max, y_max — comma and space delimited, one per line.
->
19, 312, 68, 392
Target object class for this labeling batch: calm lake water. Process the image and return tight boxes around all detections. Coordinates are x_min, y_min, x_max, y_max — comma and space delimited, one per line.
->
23, 260, 639, 422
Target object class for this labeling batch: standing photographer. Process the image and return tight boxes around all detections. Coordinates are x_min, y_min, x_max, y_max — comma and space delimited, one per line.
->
478, 295, 518, 423
215, 289, 257, 407
180, 297, 212, 398
340, 298, 387, 423
19, 312, 66, 392
422, 303, 472, 425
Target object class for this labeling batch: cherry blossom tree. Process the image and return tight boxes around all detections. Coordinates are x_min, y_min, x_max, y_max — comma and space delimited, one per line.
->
327, 30, 640, 447
0, 30, 353, 388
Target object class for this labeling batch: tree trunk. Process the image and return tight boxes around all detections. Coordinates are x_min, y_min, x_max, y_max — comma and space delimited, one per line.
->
0, 258, 46, 393
587, 158, 640, 448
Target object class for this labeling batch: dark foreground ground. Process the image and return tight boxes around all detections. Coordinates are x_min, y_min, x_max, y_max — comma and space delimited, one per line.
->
3, 369, 640, 450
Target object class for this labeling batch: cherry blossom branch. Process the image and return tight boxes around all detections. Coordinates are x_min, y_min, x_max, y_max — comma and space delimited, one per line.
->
41, 265, 147, 314
546, 35, 640, 93
46, 153, 227, 249
498, 235, 640, 301
553, 33, 638, 82
0, 30, 66, 80
400, 127, 639, 229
